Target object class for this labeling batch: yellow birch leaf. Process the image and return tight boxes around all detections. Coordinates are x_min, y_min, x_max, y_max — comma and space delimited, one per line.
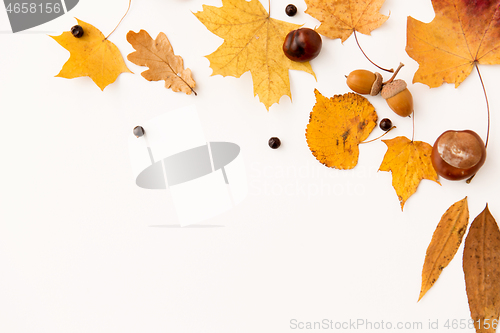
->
407, 0, 500, 88
127, 30, 196, 95
194, 0, 316, 110
463, 205, 500, 333
306, 90, 377, 169
305, 0, 388, 42
51, 19, 131, 91
419, 197, 469, 301
379, 136, 440, 210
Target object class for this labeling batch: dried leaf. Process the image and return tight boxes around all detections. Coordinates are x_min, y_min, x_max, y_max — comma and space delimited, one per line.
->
194, 0, 315, 110
379, 136, 440, 210
305, 0, 388, 42
127, 30, 196, 95
306, 90, 377, 169
407, 0, 500, 88
51, 19, 131, 91
419, 197, 469, 301
463, 205, 500, 333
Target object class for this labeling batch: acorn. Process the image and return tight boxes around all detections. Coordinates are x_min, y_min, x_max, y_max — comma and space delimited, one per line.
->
381, 79, 413, 117
346, 70, 383, 96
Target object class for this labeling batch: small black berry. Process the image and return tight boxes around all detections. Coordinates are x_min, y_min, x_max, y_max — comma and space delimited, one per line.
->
133, 126, 145, 138
379, 118, 393, 131
285, 4, 297, 16
268, 137, 281, 149
71, 25, 84, 38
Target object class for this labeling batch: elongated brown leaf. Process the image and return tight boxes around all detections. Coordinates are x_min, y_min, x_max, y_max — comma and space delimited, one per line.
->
419, 197, 469, 301
463, 205, 500, 333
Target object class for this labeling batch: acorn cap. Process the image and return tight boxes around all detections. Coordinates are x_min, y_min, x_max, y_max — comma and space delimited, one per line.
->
370, 72, 383, 96
381, 79, 407, 99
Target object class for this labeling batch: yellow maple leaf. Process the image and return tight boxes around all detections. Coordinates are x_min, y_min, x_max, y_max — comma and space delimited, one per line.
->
306, 90, 377, 169
407, 0, 500, 88
379, 136, 440, 210
51, 19, 131, 91
194, 0, 316, 110
127, 30, 196, 95
305, 0, 388, 42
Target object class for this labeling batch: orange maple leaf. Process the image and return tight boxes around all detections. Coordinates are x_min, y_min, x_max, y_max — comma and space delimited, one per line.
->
379, 136, 440, 210
306, 90, 378, 169
304, 0, 388, 42
407, 0, 500, 88
51, 19, 131, 91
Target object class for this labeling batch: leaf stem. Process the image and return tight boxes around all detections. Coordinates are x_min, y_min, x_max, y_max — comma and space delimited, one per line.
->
360, 126, 396, 144
353, 30, 393, 73
383, 63, 404, 85
105, 0, 132, 40
474, 62, 490, 148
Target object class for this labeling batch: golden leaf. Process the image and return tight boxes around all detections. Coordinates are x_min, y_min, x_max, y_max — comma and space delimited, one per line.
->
194, 0, 316, 110
51, 19, 131, 91
463, 205, 500, 333
419, 197, 469, 301
306, 90, 377, 169
407, 0, 500, 88
127, 30, 196, 95
379, 136, 440, 210
304, 0, 388, 42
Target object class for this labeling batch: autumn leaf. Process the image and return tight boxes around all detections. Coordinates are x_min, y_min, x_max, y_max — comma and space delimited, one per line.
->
51, 19, 131, 91
127, 30, 196, 95
379, 136, 440, 210
306, 90, 377, 169
407, 0, 500, 88
194, 0, 315, 110
463, 205, 500, 333
419, 197, 469, 301
304, 0, 388, 42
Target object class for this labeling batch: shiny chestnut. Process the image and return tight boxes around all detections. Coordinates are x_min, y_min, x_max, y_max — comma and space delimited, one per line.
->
282, 28, 322, 62
431, 130, 486, 181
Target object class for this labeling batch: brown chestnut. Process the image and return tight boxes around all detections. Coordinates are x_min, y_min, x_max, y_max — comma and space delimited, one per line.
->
283, 28, 322, 62
431, 130, 486, 181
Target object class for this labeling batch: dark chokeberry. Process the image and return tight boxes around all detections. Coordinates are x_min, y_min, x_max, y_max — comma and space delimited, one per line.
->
71, 25, 84, 38
268, 137, 281, 149
285, 4, 297, 16
133, 126, 145, 138
379, 118, 393, 131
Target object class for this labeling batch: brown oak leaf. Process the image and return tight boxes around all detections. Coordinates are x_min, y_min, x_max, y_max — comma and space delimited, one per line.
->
306, 90, 378, 170
127, 30, 196, 95
407, 0, 500, 88
305, 0, 388, 42
379, 136, 440, 210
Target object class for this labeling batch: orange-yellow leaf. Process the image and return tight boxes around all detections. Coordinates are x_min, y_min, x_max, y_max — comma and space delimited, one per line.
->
407, 0, 500, 88
379, 136, 440, 210
194, 0, 315, 110
51, 19, 131, 91
306, 90, 377, 169
419, 197, 469, 301
127, 30, 196, 95
305, 0, 388, 42
463, 205, 500, 333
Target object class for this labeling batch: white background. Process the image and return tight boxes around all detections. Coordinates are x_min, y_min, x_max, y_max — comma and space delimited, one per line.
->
1, 0, 500, 332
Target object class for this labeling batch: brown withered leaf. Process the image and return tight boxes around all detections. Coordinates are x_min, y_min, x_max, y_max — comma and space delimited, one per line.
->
379, 136, 440, 210
463, 205, 500, 333
305, 0, 388, 42
419, 197, 469, 301
127, 30, 196, 95
306, 90, 377, 170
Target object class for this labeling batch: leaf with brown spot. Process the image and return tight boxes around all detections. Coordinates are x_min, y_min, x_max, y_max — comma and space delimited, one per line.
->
407, 0, 500, 88
379, 136, 440, 210
419, 197, 469, 301
304, 0, 389, 42
306, 90, 377, 170
463, 205, 500, 333
127, 30, 196, 95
